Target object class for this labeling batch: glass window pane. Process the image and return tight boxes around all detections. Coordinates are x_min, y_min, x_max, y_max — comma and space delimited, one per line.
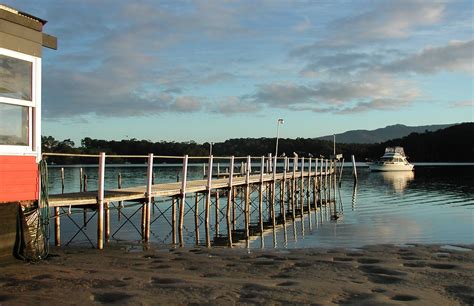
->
0, 104, 29, 145
0, 55, 32, 101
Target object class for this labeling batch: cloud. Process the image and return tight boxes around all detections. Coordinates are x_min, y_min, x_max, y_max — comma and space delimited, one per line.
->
211, 97, 260, 115
293, 16, 312, 32
251, 73, 421, 114
171, 96, 204, 113
292, 0, 445, 51
383, 40, 474, 74
450, 100, 474, 108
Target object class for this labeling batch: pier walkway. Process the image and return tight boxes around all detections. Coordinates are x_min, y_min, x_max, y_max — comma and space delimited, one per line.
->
43, 153, 342, 249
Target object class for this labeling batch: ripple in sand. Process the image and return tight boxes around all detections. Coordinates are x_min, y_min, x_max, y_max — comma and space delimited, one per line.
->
333, 257, 354, 262
358, 265, 406, 276
391, 294, 419, 301
356, 258, 380, 264
0, 295, 15, 302
277, 281, 299, 286
93, 292, 133, 304
440, 245, 472, 252
150, 277, 188, 287
402, 262, 427, 268
429, 263, 457, 270
367, 274, 404, 285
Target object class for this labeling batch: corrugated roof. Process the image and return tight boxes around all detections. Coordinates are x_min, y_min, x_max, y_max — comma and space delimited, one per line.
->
0, 4, 47, 25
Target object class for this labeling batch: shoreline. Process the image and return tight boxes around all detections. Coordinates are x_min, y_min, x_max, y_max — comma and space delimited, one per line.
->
0, 243, 472, 305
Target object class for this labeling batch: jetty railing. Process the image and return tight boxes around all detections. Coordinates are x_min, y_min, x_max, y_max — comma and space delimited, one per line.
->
41, 152, 341, 249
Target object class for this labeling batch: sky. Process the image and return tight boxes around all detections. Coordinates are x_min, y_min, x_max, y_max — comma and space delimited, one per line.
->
5, 0, 474, 144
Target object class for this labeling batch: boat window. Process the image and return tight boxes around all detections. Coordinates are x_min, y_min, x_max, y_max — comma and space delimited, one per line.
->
0, 55, 32, 101
0, 103, 28, 145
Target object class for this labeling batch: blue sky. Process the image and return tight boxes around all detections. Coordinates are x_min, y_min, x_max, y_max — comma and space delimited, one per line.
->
5, 0, 473, 144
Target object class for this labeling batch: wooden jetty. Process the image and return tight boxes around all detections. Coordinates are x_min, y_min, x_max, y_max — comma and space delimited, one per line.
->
43, 153, 341, 249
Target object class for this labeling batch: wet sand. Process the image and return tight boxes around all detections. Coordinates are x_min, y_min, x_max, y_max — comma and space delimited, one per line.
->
0, 244, 472, 305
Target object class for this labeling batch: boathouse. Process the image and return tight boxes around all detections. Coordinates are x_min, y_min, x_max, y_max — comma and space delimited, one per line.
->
0, 4, 56, 259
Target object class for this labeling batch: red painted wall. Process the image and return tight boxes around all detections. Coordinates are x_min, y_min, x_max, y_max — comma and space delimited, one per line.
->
0, 156, 38, 203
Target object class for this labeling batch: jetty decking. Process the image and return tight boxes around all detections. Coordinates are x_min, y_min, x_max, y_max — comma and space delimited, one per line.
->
44, 153, 341, 249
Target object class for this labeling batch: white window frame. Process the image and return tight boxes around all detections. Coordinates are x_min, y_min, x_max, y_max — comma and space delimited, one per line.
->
0, 47, 41, 158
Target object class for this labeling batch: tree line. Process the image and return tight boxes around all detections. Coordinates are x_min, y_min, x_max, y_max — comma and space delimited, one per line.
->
42, 122, 473, 164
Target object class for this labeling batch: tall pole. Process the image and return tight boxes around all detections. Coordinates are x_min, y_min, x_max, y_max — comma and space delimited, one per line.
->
274, 119, 284, 158
333, 134, 336, 156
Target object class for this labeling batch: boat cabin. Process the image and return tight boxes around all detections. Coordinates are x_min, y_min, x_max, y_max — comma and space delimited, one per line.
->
0, 4, 56, 259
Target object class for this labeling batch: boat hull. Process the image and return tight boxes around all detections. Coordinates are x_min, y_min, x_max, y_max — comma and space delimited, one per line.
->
368, 163, 414, 172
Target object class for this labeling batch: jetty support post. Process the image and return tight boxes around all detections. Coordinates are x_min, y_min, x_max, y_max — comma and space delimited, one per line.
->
97, 152, 106, 250
179, 155, 188, 246
205, 155, 214, 247
291, 154, 297, 219
194, 193, 200, 245
300, 157, 305, 214
271, 155, 277, 240
313, 158, 318, 210
281, 157, 287, 218
144, 153, 153, 242
258, 156, 265, 239
244, 155, 251, 240
307, 157, 312, 229
226, 156, 235, 247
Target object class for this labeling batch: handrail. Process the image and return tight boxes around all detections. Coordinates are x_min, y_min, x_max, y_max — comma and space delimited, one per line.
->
42, 152, 329, 161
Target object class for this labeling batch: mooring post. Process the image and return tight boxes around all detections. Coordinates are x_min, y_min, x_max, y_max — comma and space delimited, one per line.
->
268, 153, 273, 173
97, 152, 106, 250
351, 155, 358, 184
179, 155, 188, 246
226, 156, 234, 247
205, 155, 213, 247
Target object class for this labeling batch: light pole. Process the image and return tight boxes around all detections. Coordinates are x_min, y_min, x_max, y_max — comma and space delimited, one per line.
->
274, 118, 284, 173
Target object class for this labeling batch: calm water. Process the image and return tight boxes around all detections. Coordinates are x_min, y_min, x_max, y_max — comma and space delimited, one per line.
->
46, 164, 473, 249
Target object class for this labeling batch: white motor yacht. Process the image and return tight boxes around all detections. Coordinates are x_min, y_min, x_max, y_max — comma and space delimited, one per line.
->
368, 147, 414, 171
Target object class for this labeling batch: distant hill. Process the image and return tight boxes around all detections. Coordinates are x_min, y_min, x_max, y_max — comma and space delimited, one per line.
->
378, 122, 474, 162
318, 123, 453, 144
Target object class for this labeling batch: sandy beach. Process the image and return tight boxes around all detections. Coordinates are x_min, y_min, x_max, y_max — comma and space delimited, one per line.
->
0, 243, 472, 305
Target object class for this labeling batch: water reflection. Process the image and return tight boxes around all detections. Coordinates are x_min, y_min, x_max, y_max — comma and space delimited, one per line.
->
380, 171, 415, 193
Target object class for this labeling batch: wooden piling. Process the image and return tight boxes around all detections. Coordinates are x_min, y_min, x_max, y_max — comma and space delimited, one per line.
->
215, 191, 220, 237
226, 156, 234, 246
351, 155, 358, 184
172, 197, 177, 245
144, 153, 153, 242
60, 167, 64, 193
54, 207, 60, 246
105, 202, 110, 242
97, 152, 106, 250
179, 155, 188, 246
258, 156, 264, 239
117, 172, 122, 222
205, 155, 213, 247
194, 193, 200, 245
244, 155, 251, 240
